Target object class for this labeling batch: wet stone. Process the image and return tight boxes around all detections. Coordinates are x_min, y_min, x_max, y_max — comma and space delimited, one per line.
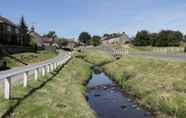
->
120, 105, 128, 110
132, 104, 137, 108
94, 94, 101, 97
144, 112, 151, 116
136, 107, 140, 111
128, 99, 132, 102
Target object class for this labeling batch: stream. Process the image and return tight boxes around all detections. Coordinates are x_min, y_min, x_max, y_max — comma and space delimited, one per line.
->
87, 66, 152, 118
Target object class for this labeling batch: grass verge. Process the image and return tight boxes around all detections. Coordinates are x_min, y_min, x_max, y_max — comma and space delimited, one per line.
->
3, 50, 57, 68
75, 49, 114, 65
103, 56, 186, 118
0, 58, 95, 118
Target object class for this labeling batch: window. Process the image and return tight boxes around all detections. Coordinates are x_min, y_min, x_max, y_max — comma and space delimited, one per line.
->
7, 25, 11, 32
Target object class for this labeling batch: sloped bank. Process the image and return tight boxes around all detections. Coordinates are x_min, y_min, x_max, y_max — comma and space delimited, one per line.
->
103, 56, 186, 118
76, 49, 152, 118
0, 58, 96, 118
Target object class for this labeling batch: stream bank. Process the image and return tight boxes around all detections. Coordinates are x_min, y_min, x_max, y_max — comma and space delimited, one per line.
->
86, 66, 152, 118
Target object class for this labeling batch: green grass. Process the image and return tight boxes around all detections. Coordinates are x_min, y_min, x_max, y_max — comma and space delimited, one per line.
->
75, 49, 114, 65
3, 51, 57, 68
103, 56, 186, 118
0, 58, 95, 118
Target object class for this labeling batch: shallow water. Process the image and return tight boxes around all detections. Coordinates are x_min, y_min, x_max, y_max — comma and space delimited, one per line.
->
87, 72, 152, 118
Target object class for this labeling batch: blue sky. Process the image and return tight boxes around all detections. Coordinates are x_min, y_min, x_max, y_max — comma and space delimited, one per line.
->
0, 0, 186, 38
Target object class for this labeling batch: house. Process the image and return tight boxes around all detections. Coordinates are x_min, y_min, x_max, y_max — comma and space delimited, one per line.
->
42, 37, 55, 47
102, 32, 130, 45
29, 27, 42, 47
0, 16, 20, 45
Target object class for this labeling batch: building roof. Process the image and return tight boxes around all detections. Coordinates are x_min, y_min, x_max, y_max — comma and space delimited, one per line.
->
0, 16, 17, 27
102, 32, 130, 42
42, 37, 54, 44
30, 28, 42, 39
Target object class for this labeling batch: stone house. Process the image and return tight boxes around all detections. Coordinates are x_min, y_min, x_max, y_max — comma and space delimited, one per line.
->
0, 16, 20, 45
29, 27, 43, 47
102, 32, 130, 45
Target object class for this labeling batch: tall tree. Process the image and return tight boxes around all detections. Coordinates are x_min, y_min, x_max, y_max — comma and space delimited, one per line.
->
19, 16, 30, 46
91, 35, 101, 46
133, 30, 150, 46
158, 30, 183, 46
149, 33, 159, 46
78, 32, 91, 45
43, 31, 57, 40
184, 35, 186, 42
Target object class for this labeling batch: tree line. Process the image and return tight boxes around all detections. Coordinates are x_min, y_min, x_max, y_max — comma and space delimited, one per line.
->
132, 30, 186, 47
78, 32, 101, 46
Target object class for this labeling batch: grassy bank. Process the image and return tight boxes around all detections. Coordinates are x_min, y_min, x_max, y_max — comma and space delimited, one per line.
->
0, 58, 95, 118
75, 49, 114, 65
103, 56, 186, 118
3, 50, 57, 68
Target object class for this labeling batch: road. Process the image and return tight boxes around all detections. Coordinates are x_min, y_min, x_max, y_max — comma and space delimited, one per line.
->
128, 52, 186, 61
84, 46, 186, 61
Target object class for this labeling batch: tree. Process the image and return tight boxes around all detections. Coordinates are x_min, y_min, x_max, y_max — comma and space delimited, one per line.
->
78, 32, 91, 45
91, 35, 101, 46
57, 38, 68, 48
19, 16, 31, 46
43, 31, 57, 39
29, 36, 38, 52
184, 35, 186, 42
149, 33, 159, 46
132, 30, 150, 46
158, 30, 183, 46
103, 33, 110, 37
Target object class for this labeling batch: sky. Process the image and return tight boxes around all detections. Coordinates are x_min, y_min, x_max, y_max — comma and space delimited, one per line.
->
0, 0, 186, 38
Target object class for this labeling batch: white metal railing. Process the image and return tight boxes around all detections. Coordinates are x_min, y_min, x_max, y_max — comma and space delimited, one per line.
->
0, 52, 71, 99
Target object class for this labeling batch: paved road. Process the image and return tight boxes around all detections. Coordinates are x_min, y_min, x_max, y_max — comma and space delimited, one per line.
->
0, 50, 71, 88
84, 46, 186, 61
128, 52, 186, 61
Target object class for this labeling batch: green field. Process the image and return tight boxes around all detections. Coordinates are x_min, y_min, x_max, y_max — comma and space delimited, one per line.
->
3, 51, 57, 68
0, 58, 95, 118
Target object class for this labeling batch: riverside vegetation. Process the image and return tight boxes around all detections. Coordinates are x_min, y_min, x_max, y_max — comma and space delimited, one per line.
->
0, 48, 185, 118
80, 49, 186, 118
0, 58, 96, 118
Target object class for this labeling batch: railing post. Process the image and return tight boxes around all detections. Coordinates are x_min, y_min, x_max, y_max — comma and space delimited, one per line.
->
4, 77, 11, 99
34, 68, 39, 80
42, 67, 45, 76
23, 71, 28, 87
46, 65, 50, 73
50, 64, 54, 71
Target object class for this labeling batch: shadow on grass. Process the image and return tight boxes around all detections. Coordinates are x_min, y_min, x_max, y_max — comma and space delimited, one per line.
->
1, 65, 64, 118
6, 55, 28, 66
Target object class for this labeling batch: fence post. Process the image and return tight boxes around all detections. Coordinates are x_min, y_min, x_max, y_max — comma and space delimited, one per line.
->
4, 77, 11, 99
50, 64, 54, 71
34, 68, 39, 80
46, 65, 50, 73
42, 67, 45, 76
23, 72, 28, 87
